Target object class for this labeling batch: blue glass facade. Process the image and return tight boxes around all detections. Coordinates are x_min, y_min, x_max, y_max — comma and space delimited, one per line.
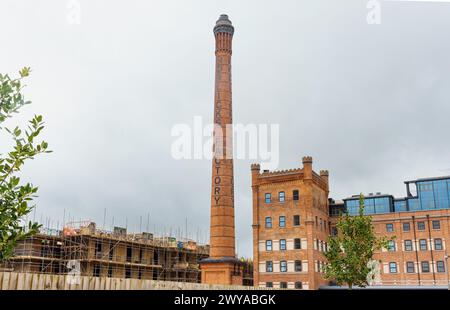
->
394, 199, 407, 212
407, 178, 450, 211
340, 176, 450, 216
345, 196, 393, 216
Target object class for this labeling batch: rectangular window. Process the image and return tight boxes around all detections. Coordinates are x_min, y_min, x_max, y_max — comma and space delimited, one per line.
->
95, 241, 102, 257
279, 191, 285, 202
437, 261, 445, 273
139, 248, 144, 263
417, 221, 425, 231
280, 239, 286, 251
109, 242, 114, 260
434, 238, 443, 250
293, 215, 300, 226
280, 282, 287, 289
265, 240, 272, 251
389, 262, 397, 273
93, 264, 101, 277
295, 282, 302, 289
388, 240, 396, 252
280, 261, 287, 272
293, 190, 299, 201
265, 217, 272, 228
294, 238, 301, 250
403, 222, 410, 232
406, 262, 415, 273
421, 261, 430, 273
295, 260, 302, 272
108, 265, 113, 278
386, 223, 394, 232
126, 246, 132, 262
125, 267, 131, 278
331, 227, 338, 236
419, 239, 427, 251
404, 240, 413, 251
279, 216, 286, 228
265, 193, 271, 203
266, 282, 273, 288
432, 220, 441, 230
266, 261, 273, 272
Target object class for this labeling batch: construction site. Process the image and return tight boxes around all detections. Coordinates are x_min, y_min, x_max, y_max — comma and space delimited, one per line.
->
1, 221, 211, 283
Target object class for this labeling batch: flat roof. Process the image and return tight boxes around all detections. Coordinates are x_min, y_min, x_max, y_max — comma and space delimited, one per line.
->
343, 193, 393, 201
404, 175, 450, 184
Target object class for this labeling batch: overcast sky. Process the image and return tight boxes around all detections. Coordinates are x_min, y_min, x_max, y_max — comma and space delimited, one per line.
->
1, 0, 450, 258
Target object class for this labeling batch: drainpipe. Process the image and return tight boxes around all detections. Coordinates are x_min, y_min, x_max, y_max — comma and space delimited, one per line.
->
445, 254, 450, 290
426, 215, 436, 285
412, 216, 421, 286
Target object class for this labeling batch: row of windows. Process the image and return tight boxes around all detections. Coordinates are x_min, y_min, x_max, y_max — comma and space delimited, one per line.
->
265, 215, 300, 228
94, 242, 149, 263
385, 220, 441, 232
264, 238, 443, 253
264, 260, 446, 274
315, 239, 328, 252
265, 190, 300, 203
346, 197, 392, 215
263, 239, 327, 252
264, 215, 328, 231
266, 282, 303, 289
316, 261, 326, 273
315, 216, 329, 232
265, 260, 303, 272
265, 238, 303, 251
394, 238, 444, 251
388, 261, 446, 274
93, 264, 143, 279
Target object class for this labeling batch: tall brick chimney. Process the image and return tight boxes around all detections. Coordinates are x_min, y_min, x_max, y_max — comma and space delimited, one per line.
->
209, 14, 235, 259
200, 15, 242, 286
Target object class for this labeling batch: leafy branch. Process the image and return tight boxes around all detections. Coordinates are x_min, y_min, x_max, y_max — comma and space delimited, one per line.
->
323, 194, 393, 289
0, 67, 51, 261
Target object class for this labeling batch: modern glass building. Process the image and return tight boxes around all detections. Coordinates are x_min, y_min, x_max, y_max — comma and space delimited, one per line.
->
344, 194, 394, 216
330, 176, 450, 216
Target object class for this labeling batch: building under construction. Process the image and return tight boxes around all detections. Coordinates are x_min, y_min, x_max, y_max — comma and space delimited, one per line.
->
2, 221, 210, 283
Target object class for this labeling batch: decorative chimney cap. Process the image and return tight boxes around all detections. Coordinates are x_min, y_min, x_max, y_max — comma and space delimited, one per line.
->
214, 14, 234, 35
320, 170, 329, 177
251, 163, 261, 171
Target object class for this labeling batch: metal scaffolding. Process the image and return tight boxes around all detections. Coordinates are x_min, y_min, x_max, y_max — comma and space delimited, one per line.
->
2, 220, 210, 283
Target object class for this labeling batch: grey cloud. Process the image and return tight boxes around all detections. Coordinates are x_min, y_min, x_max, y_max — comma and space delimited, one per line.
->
1, 0, 449, 257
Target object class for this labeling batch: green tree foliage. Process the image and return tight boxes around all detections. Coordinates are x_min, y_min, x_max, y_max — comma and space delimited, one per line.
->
324, 194, 392, 289
0, 67, 50, 261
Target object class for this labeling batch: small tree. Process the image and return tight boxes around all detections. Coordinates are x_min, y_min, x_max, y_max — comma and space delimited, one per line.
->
0, 67, 50, 261
324, 194, 391, 289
